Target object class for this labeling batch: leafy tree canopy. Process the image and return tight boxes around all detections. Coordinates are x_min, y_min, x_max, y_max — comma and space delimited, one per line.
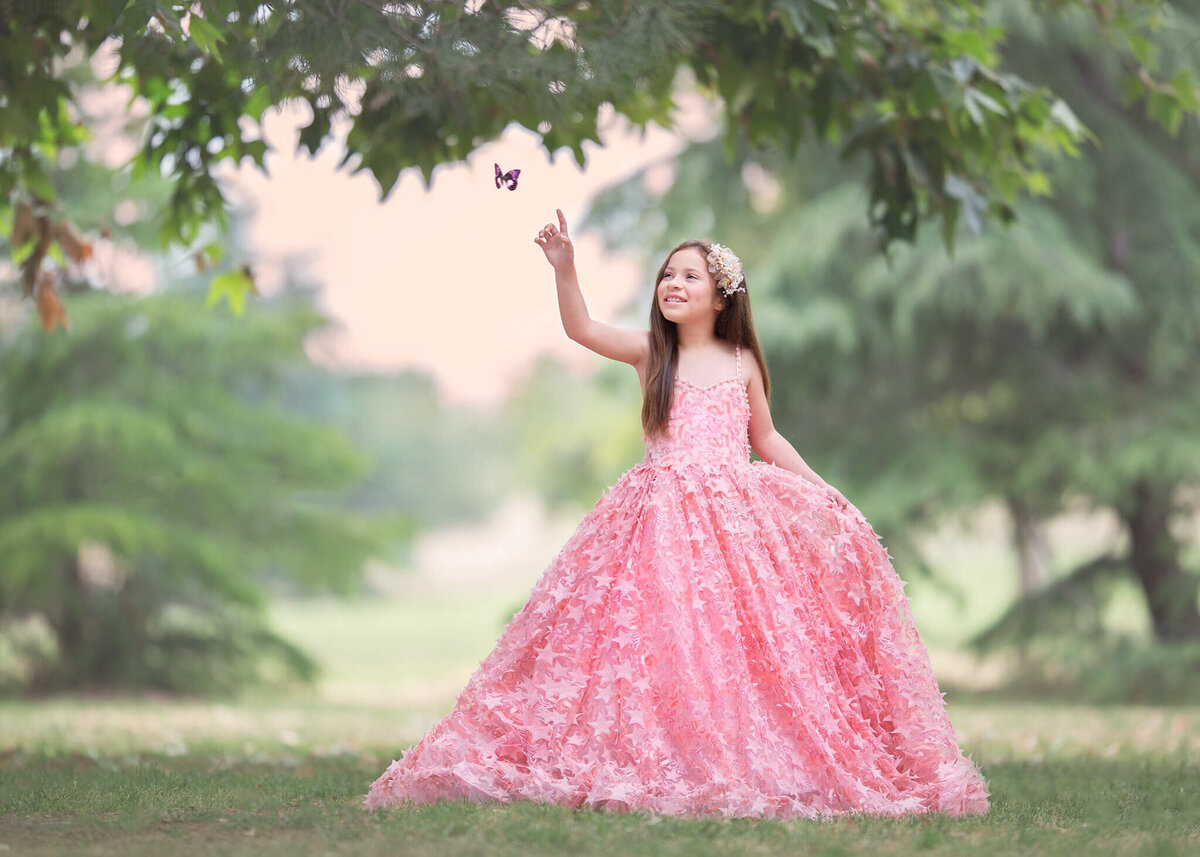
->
2, 0, 1198, 313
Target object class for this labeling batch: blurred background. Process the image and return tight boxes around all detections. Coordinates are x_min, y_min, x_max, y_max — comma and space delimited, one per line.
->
1, 2, 1198, 759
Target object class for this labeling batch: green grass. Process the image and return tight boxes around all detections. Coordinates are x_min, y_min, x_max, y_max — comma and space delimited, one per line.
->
4, 502, 1197, 855
2, 699, 1197, 856
267, 583, 525, 707
2, 748, 1196, 856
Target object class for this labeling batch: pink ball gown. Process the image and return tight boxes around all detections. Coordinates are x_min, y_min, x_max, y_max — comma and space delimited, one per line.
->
365, 345, 990, 819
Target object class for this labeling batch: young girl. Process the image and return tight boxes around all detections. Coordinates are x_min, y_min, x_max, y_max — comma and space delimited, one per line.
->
365, 209, 990, 819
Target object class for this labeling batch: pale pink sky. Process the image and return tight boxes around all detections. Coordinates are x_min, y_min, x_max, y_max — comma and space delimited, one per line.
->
72, 46, 714, 406
224, 98, 716, 406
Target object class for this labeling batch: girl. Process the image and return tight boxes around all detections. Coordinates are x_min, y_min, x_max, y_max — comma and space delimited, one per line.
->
365, 210, 990, 820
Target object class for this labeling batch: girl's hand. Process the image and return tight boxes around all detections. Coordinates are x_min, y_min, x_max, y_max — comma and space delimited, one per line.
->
534, 209, 575, 271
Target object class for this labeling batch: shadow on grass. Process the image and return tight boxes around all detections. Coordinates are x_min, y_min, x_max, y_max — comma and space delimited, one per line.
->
1, 752, 1195, 857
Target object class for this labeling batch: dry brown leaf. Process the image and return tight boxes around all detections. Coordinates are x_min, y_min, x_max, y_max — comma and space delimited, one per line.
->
12, 202, 36, 247
53, 221, 89, 265
20, 233, 51, 297
36, 271, 70, 333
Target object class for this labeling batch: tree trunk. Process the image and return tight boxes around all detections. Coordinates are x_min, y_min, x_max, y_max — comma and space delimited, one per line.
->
51, 554, 88, 687
1006, 495, 1052, 595
1123, 479, 1200, 641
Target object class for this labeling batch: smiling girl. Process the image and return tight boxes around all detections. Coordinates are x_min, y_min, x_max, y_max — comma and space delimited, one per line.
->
364, 209, 990, 820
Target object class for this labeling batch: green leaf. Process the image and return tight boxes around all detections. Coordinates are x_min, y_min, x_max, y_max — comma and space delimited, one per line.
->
202, 241, 225, 266
967, 87, 1007, 117
940, 197, 959, 258
1120, 70, 1146, 107
1048, 98, 1081, 137
772, 0, 809, 36
963, 89, 984, 126
242, 85, 273, 123
205, 269, 253, 316
911, 71, 940, 115
1172, 68, 1198, 112
241, 139, 268, 168
188, 14, 226, 59
1025, 169, 1051, 196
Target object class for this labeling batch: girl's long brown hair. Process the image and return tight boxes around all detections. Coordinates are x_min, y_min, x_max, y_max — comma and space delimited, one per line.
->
642, 239, 771, 438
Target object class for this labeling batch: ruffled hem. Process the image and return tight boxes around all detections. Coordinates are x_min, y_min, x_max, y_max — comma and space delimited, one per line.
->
364, 747, 989, 819
364, 754, 989, 819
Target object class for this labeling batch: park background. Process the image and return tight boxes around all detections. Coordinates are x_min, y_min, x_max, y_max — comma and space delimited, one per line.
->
1, 2, 1198, 855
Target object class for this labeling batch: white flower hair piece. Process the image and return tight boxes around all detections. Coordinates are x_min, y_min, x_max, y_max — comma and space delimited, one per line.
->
706, 243, 745, 297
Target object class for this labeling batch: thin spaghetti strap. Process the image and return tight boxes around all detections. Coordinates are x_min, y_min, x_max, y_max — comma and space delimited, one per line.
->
735, 344, 741, 383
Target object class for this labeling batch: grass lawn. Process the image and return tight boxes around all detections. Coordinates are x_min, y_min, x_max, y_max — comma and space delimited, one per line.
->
3, 698, 1197, 856
4, 500, 1197, 855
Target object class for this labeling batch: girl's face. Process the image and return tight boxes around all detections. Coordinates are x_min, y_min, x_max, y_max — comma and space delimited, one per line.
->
657, 246, 725, 324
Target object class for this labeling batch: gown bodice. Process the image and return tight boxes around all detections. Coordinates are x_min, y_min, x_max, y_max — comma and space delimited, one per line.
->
642, 345, 751, 469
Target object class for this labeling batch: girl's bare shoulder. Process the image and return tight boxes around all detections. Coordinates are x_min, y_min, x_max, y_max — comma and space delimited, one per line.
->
739, 345, 765, 386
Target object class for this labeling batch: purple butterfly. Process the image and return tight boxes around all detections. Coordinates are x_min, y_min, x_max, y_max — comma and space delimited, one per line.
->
494, 162, 520, 191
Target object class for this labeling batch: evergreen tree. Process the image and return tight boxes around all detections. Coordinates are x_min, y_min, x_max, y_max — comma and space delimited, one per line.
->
967, 0, 1200, 646
0, 286, 383, 693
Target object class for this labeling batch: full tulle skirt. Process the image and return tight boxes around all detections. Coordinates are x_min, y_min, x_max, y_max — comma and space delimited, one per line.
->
364, 460, 990, 819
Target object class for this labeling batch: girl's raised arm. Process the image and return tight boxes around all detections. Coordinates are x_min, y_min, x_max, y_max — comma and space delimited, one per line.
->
535, 209, 648, 367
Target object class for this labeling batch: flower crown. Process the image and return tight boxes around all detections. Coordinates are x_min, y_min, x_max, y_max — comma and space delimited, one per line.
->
707, 243, 745, 296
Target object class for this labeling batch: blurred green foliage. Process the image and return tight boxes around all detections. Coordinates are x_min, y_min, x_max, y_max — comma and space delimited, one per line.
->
0, 48, 524, 695
288, 369, 517, 551
2, 1, 1196, 704
0, 283, 532, 695
503, 356, 644, 509
0, 285, 390, 694
578, 1, 1200, 697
